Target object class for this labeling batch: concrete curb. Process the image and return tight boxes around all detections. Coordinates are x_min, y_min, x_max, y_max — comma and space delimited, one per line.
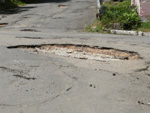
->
110, 29, 150, 37
110, 30, 138, 36
143, 32, 150, 36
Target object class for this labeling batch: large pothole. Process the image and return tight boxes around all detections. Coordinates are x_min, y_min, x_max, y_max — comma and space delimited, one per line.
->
58, 5, 68, 8
0, 23, 8, 28
8, 44, 140, 61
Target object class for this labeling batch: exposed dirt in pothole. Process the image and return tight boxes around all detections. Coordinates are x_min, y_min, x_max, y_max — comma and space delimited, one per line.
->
0, 23, 8, 28
58, 5, 68, 8
7, 44, 140, 61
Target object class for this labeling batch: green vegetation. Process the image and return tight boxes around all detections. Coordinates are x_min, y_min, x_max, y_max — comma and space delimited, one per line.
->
138, 22, 150, 32
85, 20, 103, 33
86, 0, 150, 33
0, 0, 25, 10
101, 0, 141, 30
0, 0, 41, 10
11, 0, 25, 5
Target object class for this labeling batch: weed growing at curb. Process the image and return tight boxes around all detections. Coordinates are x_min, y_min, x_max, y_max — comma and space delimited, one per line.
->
0, 0, 25, 10
86, 0, 150, 33
138, 22, 150, 32
85, 20, 102, 33
101, 0, 141, 30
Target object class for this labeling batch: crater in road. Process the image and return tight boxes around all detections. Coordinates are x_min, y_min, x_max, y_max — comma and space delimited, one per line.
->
8, 44, 140, 61
0, 23, 8, 28
58, 5, 68, 8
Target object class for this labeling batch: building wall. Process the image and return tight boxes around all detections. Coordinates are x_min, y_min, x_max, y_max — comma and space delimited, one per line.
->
140, 0, 150, 18
131, 0, 141, 15
131, 0, 150, 18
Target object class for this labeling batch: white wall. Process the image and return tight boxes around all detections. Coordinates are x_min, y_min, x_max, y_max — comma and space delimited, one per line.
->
131, 0, 141, 14
132, 0, 150, 18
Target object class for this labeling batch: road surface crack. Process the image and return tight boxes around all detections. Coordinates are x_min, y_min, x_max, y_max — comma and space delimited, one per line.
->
135, 66, 149, 72
0, 66, 36, 80
16, 36, 43, 39
13, 74, 36, 80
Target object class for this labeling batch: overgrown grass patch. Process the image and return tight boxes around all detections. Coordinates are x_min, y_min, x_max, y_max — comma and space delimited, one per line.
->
0, 0, 25, 10
86, 0, 146, 33
101, 0, 141, 30
0, 0, 43, 10
138, 22, 150, 32
85, 20, 103, 33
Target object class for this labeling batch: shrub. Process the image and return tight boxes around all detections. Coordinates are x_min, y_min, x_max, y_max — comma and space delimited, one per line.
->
120, 10, 141, 30
101, 0, 141, 30
0, 0, 24, 10
11, 0, 25, 5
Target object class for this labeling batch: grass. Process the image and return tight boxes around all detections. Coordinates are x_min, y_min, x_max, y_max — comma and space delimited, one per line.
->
138, 22, 150, 32
0, 0, 42, 10
101, 0, 141, 30
85, 19, 111, 33
0, 0, 25, 10
85, 20, 102, 33
86, 0, 150, 33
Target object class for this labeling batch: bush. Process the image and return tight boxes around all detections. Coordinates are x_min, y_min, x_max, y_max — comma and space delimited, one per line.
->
120, 10, 141, 30
0, 0, 24, 10
101, 0, 141, 30
11, 0, 25, 5
141, 22, 150, 29
0, 0, 40, 10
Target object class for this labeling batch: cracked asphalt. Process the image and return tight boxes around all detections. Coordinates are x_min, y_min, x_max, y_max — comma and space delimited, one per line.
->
0, 0, 150, 113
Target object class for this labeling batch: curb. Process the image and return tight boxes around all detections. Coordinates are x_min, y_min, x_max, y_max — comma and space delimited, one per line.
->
143, 32, 150, 36
110, 30, 150, 37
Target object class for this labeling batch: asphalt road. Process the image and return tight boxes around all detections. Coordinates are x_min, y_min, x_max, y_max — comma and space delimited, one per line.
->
0, 0, 96, 33
0, 0, 150, 113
